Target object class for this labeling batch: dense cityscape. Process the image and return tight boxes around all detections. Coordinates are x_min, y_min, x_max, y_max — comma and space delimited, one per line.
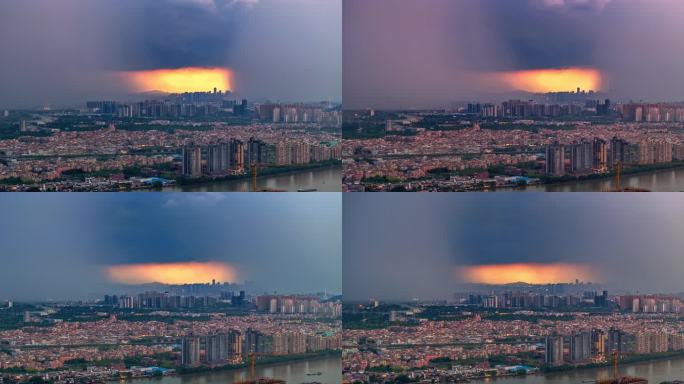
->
0, 91, 341, 192
343, 90, 684, 192
343, 194, 684, 384
0, 193, 343, 384
343, 283, 684, 384
0, 285, 341, 384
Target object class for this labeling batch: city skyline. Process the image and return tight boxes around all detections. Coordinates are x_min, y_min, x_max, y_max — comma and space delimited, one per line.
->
344, 0, 684, 109
0, 193, 342, 301
0, 0, 341, 108
343, 193, 684, 301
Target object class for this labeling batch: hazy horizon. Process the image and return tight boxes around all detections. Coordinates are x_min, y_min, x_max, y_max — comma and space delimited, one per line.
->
343, 193, 684, 301
0, 193, 342, 301
344, 0, 684, 109
0, 0, 341, 109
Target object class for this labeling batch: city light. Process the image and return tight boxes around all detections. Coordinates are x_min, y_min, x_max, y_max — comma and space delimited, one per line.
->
120, 67, 233, 93
497, 67, 603, 93
458, 262, 598, 284
106, 261, 237, 285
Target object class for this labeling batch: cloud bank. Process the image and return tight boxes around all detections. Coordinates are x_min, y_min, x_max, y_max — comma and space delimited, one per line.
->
0, 0, 341, 107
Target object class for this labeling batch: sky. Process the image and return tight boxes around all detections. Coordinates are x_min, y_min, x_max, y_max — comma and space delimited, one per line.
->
0, 0, 341, 108
343, 0, 684, 109
344, 193, 684, 301
0, 193, 342, 301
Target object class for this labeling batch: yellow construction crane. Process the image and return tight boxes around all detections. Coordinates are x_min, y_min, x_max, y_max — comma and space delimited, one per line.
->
609, 161, 650, 192
235, 352, 284, 384
614, 161, 622, 192
251, 164, 258, 192
250, 164, 285, 192
248, 352, 261, 382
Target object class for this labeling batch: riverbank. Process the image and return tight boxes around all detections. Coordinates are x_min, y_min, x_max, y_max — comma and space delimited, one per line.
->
533, 161, 684, 187
468, 353, 684, 384
164, 164, 341, 192
121, 353, 341, 384
174, 350, 341, 376
380, 351, 684, 384
510, 163, 684, 192
356, 162, 684, 192
173, 160, 342, 187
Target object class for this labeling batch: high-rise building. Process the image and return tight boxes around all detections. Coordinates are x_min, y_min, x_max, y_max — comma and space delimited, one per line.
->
545, 335, 564, 365
545, 143, 565, 176
593, 138, 608, 171
182, 145, 202, 177
481, 104, 497, 118
230, 139, 244, 171
86, 101, 118, 114
651, 332, 669, 353
229, 330, 243, 357
181, 336, 201, 366
570, 332, 592, 362
204, 335, 224, 363
670, 333, 684, 351
244, 328, 260, 355
610, 137, 629, 167
207, 143, 230, 174
570, 140, 593, 173
594, 290, 609, 307
204, 335, 218, 363
244, 328, 272, 354
247, 138, 268, 168
502, 99, 533, 118
591, 329, 606, 357
597, 99, 611, 115
231, 290, 245, 307
634, 332, 668, 354
607, 328, 625, 357
234, 99, 248, 116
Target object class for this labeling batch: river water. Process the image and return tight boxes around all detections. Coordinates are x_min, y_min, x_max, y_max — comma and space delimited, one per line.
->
470, 356, 684, 384
163, 166, 341, 192
128, 355, 341, 384
507, 167, 684, 192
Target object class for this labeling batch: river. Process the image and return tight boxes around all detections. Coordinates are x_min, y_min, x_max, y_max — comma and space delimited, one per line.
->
505, 167, 684, 192
163, 166, 341, 192
127, 355, 341, 384
470, 356, 684, 384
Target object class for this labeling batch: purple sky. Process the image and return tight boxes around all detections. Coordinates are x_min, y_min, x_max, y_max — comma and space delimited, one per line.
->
344, 193, 684, 300
0, 0, 341, 108
0, 193, 341, 301
343, 0, 684, 109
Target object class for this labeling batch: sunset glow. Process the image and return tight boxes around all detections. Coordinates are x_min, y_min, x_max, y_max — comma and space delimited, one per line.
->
106, 261, 237, 285
498, 67, 603, 93
458, 263, 599, 285
120, 67, 233, 93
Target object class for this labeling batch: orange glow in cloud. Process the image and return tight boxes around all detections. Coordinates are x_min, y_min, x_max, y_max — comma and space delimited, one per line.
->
498, 67, 603, 93
120, 67, 233, 93
458, 263, 599, 285
106, 261, 237, 285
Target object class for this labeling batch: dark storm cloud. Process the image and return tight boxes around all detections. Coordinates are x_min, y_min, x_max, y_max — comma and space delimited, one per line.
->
343, 0, 684, 109
471, 0, 603, 71
0, 0, 340, 108
0, 0, 252, 72
110, 0, 249, 71
0, 193, 341, 301
343, 194, 684, 301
